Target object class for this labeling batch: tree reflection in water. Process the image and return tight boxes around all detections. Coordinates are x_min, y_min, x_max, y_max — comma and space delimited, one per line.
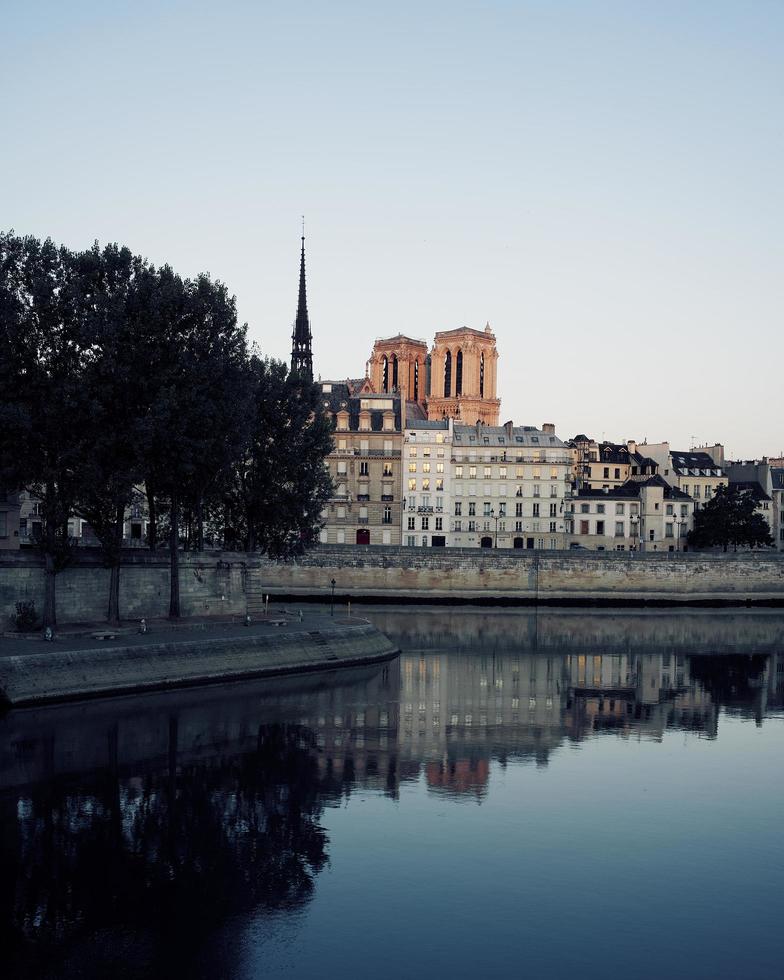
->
1, 724, 329, 978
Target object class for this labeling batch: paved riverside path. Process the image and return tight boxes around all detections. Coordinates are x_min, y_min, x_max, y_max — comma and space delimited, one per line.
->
0, 611, 397, 706
0, 611, 353, 659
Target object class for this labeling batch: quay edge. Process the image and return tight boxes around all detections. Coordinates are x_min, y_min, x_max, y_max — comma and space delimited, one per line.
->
0, 621, 399, 708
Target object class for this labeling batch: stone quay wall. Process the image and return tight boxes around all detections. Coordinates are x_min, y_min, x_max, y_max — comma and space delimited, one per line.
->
253, 546, 784, 606
0, 550, 249, 625
2, 547, 784, 623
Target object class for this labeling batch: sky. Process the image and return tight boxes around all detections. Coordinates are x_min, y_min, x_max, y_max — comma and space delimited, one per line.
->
2, 1, 782, 459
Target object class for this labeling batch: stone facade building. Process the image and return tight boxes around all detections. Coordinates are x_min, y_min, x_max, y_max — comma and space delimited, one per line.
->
642, 443, 728, 509
319, 382, 403, 546
568, 476, 694, 551
569, 436, 659, 490
402, 420, 572, 549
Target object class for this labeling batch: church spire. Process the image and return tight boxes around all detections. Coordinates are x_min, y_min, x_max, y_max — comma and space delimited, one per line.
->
290, 221, 313, 379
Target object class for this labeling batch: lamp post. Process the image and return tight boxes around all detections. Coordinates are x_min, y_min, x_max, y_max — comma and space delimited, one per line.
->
673, 515, 683, 552
330, 578, 336, 616
489, 507, 500, 548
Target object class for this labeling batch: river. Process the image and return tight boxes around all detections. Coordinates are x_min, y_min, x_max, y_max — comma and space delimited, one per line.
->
1, 608, 782, 979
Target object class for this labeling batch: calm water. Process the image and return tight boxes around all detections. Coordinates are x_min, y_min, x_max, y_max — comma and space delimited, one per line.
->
1, 609, 783, 980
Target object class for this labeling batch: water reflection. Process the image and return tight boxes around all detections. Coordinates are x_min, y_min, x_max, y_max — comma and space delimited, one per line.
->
1, 610, 782, 978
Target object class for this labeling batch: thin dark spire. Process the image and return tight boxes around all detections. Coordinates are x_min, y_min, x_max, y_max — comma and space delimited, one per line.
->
290, 222, 313, 379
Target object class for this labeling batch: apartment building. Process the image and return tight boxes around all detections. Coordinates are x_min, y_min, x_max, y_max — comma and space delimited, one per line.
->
402, 421, 571, 549
642, 443, 728, 508
320, 381, 403, 545
568, 476, 694, 551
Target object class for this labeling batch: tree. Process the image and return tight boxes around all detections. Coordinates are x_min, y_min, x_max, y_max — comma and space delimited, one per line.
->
222, 356, 333, 555
688, 484, 773, 551
0, 232, 93, 627
71, 242, 148, 624
132, 266, 249, 616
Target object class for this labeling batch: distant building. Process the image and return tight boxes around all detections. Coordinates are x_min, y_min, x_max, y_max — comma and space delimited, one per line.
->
642, 443, 728, 508
402, 419, 571, 549
773, 469, 784, 550
567, 475, 694, 551
319, 381, 403, 545
568, 436, 658, 490
368, 324, 501, 426
0, 490, 21, 550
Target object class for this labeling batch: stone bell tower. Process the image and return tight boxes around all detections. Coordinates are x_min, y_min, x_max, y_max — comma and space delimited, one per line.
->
426, 324, 500, 425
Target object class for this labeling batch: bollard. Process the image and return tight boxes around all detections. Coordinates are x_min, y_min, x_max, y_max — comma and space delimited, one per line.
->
139, 618, 147, 634
245, 614, 252, 627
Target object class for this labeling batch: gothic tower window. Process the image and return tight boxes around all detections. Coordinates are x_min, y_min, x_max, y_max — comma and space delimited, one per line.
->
480, 351, 485, 398
414, 359, 419, 401
444, 349, 452, 397
456, 349, 463, 396
382, 355, 389, 392
392, 354, 398, 391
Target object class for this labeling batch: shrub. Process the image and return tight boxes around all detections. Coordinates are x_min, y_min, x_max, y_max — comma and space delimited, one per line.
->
12, 600, 39, 632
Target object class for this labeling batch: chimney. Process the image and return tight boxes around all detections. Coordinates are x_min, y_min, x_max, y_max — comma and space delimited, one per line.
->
504, 420, 514, 438
627, 439, 637, 454
542, 423, 555, 435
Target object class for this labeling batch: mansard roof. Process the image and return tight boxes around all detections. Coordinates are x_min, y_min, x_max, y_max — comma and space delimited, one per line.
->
453, 424, 565, 448
731, 480, 772, 501
670, 451, 724, 476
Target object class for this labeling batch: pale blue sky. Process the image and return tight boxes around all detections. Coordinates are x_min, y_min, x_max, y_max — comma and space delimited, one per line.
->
2, 1, 782, 457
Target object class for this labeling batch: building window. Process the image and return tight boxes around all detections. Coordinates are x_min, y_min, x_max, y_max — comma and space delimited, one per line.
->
614, 468, 620, 479
409, 462, 417, 473
408, 479, 416, 492
454, 502, 462, 516
468, 502, 476, 516
596, 521, 605, 535
435, 479, 444, 491
484, 466, 491, 479
421, 517, 429, 530
533, 484, 540, 497
551, 467, 558, 479
580, 520, 589, 535
580, 503, 589, 513
422, 479, 430, 491
337, 461, 347, 475
455, 465, 463, 478
407, 535, 416, 546
468, 520, 477, 531
549, 503, 557, 517
499, 466, 507, 479
615, 521, 624, 536
499, 503, 506, 517
515, 484, 523, 497
603, 467, 609, 478
483, 502, 491, 517
383, 506, 392, 524
422, 462, 431, 473
469, 466, 477, 479
665, 523, 674, 537
515, 521, 523, 532
616, 503, 625, 515
597, 504, 605, 514
454, 520, 462, 531
408, 517, 415, 530
549, 521, 557, 532
435, 517, 443, 530
515, 502, 523, 516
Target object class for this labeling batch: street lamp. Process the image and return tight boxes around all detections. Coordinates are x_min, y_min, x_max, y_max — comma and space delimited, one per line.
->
330, 577, 336, 616
630, 514, 639, 553
489, 507, 500, 548
673, 514, 684, 552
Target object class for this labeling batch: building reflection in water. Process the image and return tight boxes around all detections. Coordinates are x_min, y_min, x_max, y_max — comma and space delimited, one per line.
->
0, 610, 782, 977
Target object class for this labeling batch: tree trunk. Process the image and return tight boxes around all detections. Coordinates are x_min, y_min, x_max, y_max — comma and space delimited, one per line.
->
195, 497, 204, 552
43, 552, 57, 628
107, 503, 124, 625
169, 492, 180, 618
147, 485, 157, 551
